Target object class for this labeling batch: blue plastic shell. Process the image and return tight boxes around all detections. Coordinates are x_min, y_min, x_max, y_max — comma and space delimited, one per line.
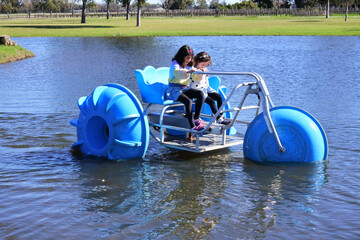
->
135, 66, 174, 105
243, 106, 328, 163
70, 83, 149, 160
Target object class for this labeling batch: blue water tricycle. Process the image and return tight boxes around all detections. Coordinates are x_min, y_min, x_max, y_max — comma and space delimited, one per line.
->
70, 66, 328, 163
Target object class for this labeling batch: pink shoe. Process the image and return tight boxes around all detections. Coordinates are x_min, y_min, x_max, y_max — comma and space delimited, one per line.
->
192, 124, 205, 131
194, 118, 204, 127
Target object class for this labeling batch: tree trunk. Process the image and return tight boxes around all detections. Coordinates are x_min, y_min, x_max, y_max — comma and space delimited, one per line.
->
107, 2, 110, 19
326, 0, 330, 18
345, 2, 348, 21
126, 3, 130, 20
81, 0, 86, 23
137, 0, 141, 27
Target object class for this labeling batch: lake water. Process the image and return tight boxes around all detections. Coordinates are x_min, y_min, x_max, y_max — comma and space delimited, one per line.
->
0, 36, 359, 239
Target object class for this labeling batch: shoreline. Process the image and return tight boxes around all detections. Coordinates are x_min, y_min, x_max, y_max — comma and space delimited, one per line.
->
0, 45, 35, 64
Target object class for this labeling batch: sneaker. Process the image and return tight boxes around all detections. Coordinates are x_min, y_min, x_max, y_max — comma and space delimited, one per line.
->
217, 117, 231, 125
192, 124, 205, 131
194, 118, 204, 127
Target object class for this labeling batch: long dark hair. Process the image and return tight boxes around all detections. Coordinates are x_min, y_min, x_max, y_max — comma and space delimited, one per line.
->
172, 45, 194, 68
194, 52, 212, 66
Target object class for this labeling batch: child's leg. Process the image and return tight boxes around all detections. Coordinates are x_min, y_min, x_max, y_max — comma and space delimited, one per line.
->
204, 96, 218, 116
208, 92, 231, 125
208, 92, 224, 119
177, 93, 195, 129
183, 89, 205, 120
208, 92, 223, 110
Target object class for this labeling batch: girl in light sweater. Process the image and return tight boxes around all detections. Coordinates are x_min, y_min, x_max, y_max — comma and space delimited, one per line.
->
165, 45, 205, 131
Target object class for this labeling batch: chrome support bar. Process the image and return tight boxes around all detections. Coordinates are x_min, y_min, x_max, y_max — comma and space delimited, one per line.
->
193, 71, 284, 153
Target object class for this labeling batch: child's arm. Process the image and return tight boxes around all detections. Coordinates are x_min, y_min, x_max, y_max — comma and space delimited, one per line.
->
173, 66, 193, 79
192, 68, 205, 82
169, 63, 195, 85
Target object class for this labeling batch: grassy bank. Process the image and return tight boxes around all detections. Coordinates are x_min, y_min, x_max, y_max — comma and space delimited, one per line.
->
0, 45, 35, 64
0, 15, 359, 37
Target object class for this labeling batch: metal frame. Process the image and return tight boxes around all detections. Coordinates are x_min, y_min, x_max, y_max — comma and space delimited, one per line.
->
144, 71, 284, 153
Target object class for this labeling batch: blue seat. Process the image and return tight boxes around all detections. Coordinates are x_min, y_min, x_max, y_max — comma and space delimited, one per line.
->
208, 76, 221, 92
135, 66, 174, 105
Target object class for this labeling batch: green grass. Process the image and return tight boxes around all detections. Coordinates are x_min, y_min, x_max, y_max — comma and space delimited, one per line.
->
0, 45, 34, 64
1, 15, 358, 63
0, 15, 359, 37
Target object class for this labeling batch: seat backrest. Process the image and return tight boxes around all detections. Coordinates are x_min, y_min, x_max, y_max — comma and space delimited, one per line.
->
208, 76, 221, 91
135, 66, 174, 105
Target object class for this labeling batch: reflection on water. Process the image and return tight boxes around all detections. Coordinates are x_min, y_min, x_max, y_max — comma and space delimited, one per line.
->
76, 151, 231, 239
0, 36, 359, 239
242, 161, 328, 220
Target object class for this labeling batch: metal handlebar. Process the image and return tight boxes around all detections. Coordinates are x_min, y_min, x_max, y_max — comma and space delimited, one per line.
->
193, 71, 285, 153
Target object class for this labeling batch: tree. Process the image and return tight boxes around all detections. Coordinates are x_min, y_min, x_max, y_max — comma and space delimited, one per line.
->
119, 0, 131, 20
60, 0, 72, 12
1, 0, 19, 17
317, 0, 329, 17
233, 0, 259, 8
87, 1, 97, 10
341, 0, 355, 21
67, 0, 76, 16
196, 0, 207, 8
81, 0, 86, 23
254, 0, 272, 8
326, 0, 330, 17
162, 0, 173, 10
271, 0, 282, 14
31, 0, 43, 13
79, 0, 94, 23
136, 0, 145, 26
45, 0, 61, 16
105, 0, 114, 19
20, 0, 33, 17
166, 0, 194, 9
295, 0, 318, 7
2, 1, 14, 17
209, 0, 219, 9
345, 0, 348, 20
268, 0, 290, 13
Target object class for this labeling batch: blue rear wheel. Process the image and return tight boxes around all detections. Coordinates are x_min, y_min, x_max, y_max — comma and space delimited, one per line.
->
243, 106, 328, 163
70, 84, 149, 160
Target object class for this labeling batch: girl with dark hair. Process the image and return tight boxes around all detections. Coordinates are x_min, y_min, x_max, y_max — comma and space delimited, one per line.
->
191, 51, 231, 125
165, 45, 206, 132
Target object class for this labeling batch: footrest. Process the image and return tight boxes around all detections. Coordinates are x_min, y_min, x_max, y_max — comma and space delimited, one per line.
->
206, 122, 224, 135
148, 112, 225, 135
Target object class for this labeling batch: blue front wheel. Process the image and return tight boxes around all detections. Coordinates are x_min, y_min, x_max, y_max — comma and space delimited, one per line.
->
243, 106, 328, 163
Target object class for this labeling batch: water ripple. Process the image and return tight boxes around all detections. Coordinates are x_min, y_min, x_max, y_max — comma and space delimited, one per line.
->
0, 36, 359, 239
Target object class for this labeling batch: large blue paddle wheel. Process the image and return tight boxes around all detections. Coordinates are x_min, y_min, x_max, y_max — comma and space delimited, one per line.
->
70, 84, 149, 160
